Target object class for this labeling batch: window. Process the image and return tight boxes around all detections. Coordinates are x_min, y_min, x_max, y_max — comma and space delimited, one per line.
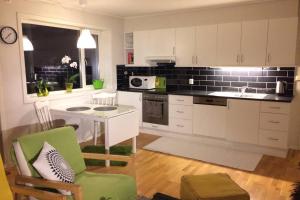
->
22, 23, 100, 94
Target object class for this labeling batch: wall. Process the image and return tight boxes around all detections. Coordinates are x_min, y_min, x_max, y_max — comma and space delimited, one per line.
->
123, 0, 300, 149
0, 0, 124, 162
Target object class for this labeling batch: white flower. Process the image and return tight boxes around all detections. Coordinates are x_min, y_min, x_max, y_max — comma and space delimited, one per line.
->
61, 55, 71, 64
70, 62, 78, 69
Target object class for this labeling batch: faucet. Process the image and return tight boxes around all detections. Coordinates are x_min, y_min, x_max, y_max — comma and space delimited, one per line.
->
241, 86, 248, 96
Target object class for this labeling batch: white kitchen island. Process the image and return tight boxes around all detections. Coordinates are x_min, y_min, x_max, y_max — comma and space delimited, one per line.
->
51, 104, 139, 166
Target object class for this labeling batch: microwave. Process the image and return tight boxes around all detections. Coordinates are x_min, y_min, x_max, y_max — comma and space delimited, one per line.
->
129, 76, 156, 89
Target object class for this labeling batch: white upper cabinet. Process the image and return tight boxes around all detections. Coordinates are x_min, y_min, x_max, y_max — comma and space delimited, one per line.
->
195, 24, 218, 66
133, 30, 149, 66
240, 20, 268, 66
266, 17, 298, 66
148, 28, 175, 57
175, 27, 196, 67
217, 22, 242, 66
226, 99, 260, 145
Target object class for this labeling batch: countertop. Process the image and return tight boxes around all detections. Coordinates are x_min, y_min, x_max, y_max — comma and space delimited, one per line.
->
117, 88, 293, 103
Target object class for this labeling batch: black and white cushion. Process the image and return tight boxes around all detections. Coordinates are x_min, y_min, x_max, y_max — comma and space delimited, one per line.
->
33, 142, 75, 195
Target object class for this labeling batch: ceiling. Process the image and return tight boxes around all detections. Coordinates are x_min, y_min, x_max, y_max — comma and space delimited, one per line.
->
31, 0, 273, 18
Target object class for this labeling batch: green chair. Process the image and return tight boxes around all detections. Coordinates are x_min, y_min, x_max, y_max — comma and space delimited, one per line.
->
11, 127, 137, 200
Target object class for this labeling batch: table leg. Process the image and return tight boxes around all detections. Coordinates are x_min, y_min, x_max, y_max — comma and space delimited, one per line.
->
93, 121, 97, 145
105, 119, 110, 167
132, 137, 137, 153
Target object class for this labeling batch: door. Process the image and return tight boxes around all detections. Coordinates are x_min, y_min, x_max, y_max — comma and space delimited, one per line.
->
175, 26, 196, 67
226, 99, 260, 144
193, 104, 227, 139
240, 20, 268, 66
148, 28, 175, 57
133, 30, 149, 66
266, 17, 298, 66
217, 22, 242, 66
196, 24, 217, 66
117, 91, 143, 126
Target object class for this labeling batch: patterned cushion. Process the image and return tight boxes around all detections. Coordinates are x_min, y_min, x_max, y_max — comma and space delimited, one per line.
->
33, 142, 75, 195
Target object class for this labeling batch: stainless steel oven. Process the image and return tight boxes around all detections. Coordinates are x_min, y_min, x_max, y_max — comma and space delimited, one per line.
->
142, 93, 168, 125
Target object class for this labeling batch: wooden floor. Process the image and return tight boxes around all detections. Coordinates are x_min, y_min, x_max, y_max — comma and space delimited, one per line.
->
82, 133, 300, 200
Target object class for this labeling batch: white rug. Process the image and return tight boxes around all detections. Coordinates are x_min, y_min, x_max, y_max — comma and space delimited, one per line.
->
143, 137, 262, 171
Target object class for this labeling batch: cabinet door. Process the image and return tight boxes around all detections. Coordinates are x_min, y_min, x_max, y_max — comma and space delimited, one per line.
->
148, 28, 175, 57
196, 24, 217, 66
133, 31, 149, 66
117, 91, 143, 126
240, 20, 268, 66
175, 27, 196, 67
267, 17, 298, 66
226, 99, 260, 144
217, 22, 242, 66
193, 104, 226, 139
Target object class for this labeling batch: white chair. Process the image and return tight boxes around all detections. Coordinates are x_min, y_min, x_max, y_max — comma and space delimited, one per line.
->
34, 100, 78, 131
34, 101, 54, 131
92, 92, 117, 145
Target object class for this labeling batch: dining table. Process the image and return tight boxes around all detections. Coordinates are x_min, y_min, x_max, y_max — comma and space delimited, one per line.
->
50, 103, 139, 167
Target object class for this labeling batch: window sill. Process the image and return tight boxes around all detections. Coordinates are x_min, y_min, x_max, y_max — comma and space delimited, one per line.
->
24, 86, 109, 104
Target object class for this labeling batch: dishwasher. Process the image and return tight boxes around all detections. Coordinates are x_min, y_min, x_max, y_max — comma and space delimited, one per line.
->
193, 96, 228, 139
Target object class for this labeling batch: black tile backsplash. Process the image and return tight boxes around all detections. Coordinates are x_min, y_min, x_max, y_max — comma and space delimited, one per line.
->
117, 65, 295, 95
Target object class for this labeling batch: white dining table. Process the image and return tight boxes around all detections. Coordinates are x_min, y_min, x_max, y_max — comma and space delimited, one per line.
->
50, 103, 139, 167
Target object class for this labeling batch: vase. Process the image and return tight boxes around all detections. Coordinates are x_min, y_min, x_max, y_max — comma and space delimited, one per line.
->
37, 89, 43, 97
65, 83, 73, 93
42, 88, 49, 96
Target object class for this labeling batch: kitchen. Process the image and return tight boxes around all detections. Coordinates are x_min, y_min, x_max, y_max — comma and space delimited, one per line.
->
1, 0, 300, 200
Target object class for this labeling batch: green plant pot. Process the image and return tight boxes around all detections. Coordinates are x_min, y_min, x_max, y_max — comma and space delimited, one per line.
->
65, 83, 73, 93
93, 79, 104, 89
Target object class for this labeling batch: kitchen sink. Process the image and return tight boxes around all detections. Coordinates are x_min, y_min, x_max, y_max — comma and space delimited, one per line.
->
209, 92, 267, 99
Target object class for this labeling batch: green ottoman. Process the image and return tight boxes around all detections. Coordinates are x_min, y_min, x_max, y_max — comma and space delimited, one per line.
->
180, 173, 250, 200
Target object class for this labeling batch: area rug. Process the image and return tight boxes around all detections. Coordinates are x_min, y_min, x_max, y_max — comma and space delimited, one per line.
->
144, 137, 262, 171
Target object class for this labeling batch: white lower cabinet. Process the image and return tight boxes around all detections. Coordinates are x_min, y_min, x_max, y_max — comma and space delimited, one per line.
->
117, 91, 143, 127
193, 104, 227, 139
226, 99, 260, 145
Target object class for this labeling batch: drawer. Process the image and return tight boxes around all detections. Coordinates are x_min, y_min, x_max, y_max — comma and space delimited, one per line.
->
260, 102, 290, 114
170, 118, 192, 134
169, 95, 193, 106
259, 130, 288, 149
169, 105, 193, 120
142, 122, 170, 131
260, 113, 289, 131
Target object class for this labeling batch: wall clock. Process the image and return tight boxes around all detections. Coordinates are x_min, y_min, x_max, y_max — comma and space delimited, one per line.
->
0, 26, 18, 44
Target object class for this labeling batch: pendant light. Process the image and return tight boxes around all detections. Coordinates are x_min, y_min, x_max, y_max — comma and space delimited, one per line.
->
77, 29, 96, 49
23, 35, 34, 51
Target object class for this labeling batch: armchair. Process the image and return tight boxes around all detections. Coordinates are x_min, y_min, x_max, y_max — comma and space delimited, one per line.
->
11, 127, 137, 200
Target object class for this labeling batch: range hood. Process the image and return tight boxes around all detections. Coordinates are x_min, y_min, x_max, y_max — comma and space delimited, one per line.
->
145, 56, 176, 66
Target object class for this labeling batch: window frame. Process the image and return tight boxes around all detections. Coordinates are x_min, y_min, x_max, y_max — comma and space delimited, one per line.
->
17, 13, 104, 103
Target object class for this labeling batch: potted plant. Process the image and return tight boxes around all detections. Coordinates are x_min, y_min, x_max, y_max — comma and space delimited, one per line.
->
61, 55, 79, 93
36, 79, 49, 97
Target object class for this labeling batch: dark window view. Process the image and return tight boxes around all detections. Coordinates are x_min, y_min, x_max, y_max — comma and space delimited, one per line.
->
85, 34, 99, 85
23, 23, 81, 94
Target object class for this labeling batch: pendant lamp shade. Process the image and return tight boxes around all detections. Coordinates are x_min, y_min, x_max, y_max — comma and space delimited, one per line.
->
23, 36, 34, 51
77, 29, 96, 49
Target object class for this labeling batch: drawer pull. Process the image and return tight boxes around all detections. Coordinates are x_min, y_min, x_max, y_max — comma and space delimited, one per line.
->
268, 120, 280, 124
152, 125, 158, 128
269, 106, 281, 109
176, 99, 184, 102
176, 124, 184, 128
268, 137, 279, 141
176, 111, 184, 114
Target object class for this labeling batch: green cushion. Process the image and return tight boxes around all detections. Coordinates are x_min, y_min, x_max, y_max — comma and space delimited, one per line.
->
17, 127, 86, 177
180, 173, 250, 200
69, 171, 136, 200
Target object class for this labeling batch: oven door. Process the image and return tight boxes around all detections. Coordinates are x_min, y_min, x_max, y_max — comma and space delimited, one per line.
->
143, 99, 168, 125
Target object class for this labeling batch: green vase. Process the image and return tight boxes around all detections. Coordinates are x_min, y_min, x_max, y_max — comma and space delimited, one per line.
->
65, 83, 73, 93
93, 79, 104, 89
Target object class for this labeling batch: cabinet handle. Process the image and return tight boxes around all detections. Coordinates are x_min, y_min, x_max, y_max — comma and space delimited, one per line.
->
268, 120, 280, 124
268, 137, 279, 141
236, 54, 240, 64
176, 124, 184, 128
267, 53, 271, 64
269, 106, 280, 109
176, 99, 184, 102
227, 101, 230, 110
196, 56, 198, 65
152, 125, 158, 128
176, 110, 184, 113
